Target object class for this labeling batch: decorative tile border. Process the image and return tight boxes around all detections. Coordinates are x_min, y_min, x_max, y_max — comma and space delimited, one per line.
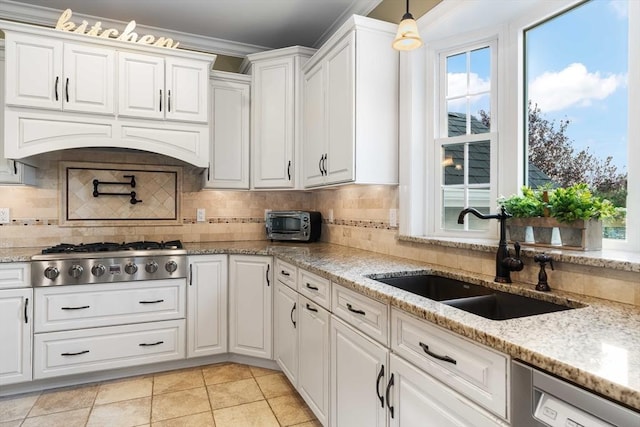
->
325, 218, 398, 230
1, 216, 399, 230
181, 217, 265, 224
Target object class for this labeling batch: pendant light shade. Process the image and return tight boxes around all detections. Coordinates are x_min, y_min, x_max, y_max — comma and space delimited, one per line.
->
392, 0, 423, 51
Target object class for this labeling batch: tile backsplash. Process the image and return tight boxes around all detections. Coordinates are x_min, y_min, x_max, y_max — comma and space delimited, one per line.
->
0, 150, 638, 306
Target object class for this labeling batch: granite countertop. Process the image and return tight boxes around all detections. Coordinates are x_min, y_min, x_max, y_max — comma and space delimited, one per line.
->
3, 241, 639, 410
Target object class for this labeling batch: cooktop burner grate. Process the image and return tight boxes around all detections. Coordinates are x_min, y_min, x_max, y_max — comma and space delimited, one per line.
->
41, 240, 184, 254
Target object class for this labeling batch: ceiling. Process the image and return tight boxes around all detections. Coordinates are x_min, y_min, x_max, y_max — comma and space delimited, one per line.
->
0, 0, 442, 67
1, 0, 387, 53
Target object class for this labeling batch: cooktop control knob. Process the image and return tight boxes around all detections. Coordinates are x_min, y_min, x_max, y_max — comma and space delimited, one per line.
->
124, 263, 138, 275
44, 266, 59, 280
69, 265, 84, 279
145, 261, 159, 273
165, 260, 178, 273
91, 264, 106, 277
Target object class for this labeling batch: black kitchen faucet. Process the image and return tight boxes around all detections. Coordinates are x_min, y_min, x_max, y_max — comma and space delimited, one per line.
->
457, 206, 524, 283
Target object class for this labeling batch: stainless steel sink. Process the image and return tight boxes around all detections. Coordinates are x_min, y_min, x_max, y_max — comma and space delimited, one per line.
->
372, 273, 580, 320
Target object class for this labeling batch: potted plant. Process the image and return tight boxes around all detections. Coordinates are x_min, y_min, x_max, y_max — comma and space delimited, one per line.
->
499, 186, 548, 243
502, 183, 615, 250
548, 183, 615, 250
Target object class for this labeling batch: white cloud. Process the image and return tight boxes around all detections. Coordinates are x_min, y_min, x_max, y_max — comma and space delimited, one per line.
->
608, 0, 628, 19
447, 72, 490, 98
528, 63, 626, 112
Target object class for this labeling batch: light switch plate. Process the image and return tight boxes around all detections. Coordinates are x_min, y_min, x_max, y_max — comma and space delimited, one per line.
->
0, 208, 10, 224
196, 208, 205, 222
328, 209, 334, 222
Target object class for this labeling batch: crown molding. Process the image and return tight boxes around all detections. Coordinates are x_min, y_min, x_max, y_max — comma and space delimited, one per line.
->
313, 0, 383, 47
0, 0, 269, 57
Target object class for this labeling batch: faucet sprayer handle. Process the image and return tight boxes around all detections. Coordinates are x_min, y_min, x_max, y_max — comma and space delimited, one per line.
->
514, 242, 521, 259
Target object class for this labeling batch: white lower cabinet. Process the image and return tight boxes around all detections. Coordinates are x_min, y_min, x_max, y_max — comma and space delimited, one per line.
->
274, 280, 298, 385
0, 288, 33, 385
298, 295, 330, 426
389, 353, 508, 427
229, 255, 273, 359
331, 316, 387, 427
31, 278, 187, 380
187, 255, 228, 358
391, 309, 508, 418
34, 319, 185, 379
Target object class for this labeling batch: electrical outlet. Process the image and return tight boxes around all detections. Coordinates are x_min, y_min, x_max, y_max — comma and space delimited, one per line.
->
328, 209, 334, 223
389, 208, 397, 227
0, 208, 10, 224
196, 208, 205, 222
264, 209, 271, 220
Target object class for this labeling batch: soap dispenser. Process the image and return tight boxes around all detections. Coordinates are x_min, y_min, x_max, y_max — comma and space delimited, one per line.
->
534, 253, 554, 291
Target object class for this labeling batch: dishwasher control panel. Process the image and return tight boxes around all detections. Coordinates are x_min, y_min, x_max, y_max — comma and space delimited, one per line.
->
534, 392, 614, 427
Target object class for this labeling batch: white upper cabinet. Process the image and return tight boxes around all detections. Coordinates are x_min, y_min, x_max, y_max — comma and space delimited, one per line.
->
1, 21, 214, 167
204, 71, 251, 189
5, 35, 62, 110
118, 53, 208, 122
63, 43, 115, 114
5, 35, 114, 114
301, 62, 325, 188
5, 36, 114, 114
165, 57, 208, 122
302, 16, 399, 188
247, 46, 315, 189
118, 51, 164, 119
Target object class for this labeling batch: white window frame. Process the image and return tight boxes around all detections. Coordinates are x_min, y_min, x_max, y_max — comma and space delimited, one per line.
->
431, 39, 498, 237
400, 0, 639, 253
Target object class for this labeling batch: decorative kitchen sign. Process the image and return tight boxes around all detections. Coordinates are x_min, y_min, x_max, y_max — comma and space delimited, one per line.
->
55, 9, 180, 48
60, 162, 182, 226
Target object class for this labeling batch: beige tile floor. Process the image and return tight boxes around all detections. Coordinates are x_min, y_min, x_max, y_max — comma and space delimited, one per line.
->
0, 363, 321, 427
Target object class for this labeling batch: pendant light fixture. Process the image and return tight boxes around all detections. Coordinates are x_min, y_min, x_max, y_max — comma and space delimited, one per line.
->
392, 0, 423, 51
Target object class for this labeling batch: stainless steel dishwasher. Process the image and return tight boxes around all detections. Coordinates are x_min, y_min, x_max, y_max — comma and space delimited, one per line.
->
512, 360, 640, 427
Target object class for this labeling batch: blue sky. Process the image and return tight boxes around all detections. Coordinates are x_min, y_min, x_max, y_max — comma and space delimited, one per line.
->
525, 0, 628, 171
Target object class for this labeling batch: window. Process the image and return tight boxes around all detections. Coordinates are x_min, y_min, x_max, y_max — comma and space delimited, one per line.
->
401, 0, 638, 252
524, 0, 631, 247
434, 42, 497, 235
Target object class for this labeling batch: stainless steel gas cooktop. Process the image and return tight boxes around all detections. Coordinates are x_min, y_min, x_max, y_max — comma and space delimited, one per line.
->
31, 241, 187, 287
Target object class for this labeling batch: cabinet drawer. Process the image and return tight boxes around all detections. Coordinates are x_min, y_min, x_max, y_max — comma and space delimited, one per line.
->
0, 263, 30, 289
298, 269, 330, 310
34, 319, 185, 379
332, 284, 388, 345
276, 259, 297, 290
391, 309, 508, 418
35, 280, 186, 333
